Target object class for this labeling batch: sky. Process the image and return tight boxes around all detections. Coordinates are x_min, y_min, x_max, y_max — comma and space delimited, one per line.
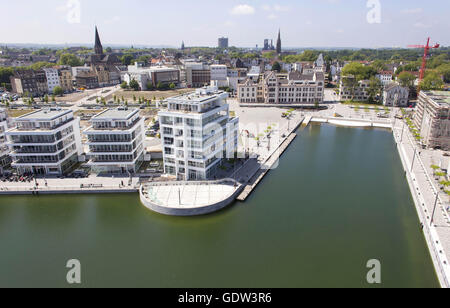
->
1, 0, 449, 48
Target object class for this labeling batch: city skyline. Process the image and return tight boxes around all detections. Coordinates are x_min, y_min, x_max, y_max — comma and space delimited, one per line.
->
1, 0, 449, 48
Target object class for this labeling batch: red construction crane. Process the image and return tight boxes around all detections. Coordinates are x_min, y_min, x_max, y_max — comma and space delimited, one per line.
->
408, 37, 440, 82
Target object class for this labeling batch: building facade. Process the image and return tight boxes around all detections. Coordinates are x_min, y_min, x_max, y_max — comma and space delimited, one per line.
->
6, 108, 82, 175
218, 37, 229, 49
57, 66, 74, 93
43, 68, 61, 94
0, 108, 10, 174
210, 64, 228, 88
84, 108, 145, 174
159, 86, 239, 180
414, 91, 450, 150
383, 83, 409, 107
339, 77, 370, 101
10, 70, 48, 96
185, 63, 211, 88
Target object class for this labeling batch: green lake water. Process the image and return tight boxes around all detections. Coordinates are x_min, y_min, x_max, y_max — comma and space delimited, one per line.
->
0, 124, 439, 287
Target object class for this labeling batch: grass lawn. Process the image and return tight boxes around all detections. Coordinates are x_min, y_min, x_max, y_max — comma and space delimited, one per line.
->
342, 101, 383, 107
106, 88, 193, 102
7, 109, 34, 118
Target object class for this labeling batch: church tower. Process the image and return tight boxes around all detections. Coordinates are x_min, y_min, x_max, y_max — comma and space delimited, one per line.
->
94, 26, 103, 55
276, 29, 282, 54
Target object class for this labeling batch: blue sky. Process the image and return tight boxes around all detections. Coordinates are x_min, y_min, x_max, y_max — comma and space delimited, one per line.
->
1, 0, 449, 48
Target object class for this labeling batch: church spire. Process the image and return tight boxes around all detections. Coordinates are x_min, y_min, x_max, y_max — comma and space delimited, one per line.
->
94, 26, 103, 55
276, 29, 282, 54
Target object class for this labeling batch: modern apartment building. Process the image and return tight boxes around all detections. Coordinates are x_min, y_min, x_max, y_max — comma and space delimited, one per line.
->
6, 108, 82, 175
210, 65, 228, 88
84, 108, 145, 174
218, 37, 229, 49
414, 91, 450, 150
158, 86, 239, 180
10, 70, 48, 96
0, 108, 11, 174
43, 68, 61, 94
339, 77, 370, 101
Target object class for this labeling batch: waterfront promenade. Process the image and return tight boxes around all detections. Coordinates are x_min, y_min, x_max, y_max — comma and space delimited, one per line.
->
0, 175, 141, 195
392, 120, 450, 288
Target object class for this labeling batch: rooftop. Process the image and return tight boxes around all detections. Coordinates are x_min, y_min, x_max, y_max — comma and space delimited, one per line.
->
424, 91, 450, 106
93, 107, 139, 120
17, 108, 71, 121
167, 86, 227, 105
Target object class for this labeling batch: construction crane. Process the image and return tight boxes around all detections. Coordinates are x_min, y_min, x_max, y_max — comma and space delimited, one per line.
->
408, 37, 440, 82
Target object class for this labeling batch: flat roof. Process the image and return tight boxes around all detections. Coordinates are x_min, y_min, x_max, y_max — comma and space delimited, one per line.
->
93, 108, 138, 120
425, 91, 450, 106
18, 108, 71, 120
167, 89, 227, 105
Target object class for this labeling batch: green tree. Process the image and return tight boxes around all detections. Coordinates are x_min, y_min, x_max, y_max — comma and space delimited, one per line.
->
120, 81, 128, 89
169, 83, 176, 90
272, 62, 281, 72
58, 53, 83, 66
420, 72, 444, 91
121, 54, 135, 66
146, 82, 154, 90
43, 94, 49, 103
129, 79, 140, 91
397, 72, 416, 88
53, 86, 63, 96
367, 77, 383, 103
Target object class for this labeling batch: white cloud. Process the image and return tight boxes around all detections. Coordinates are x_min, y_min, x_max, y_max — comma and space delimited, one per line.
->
267, 14, 278, 20
402, 8, 423, 14
231, 4, 255, 15
414, 22, 431, 28
262, 4, 290, 12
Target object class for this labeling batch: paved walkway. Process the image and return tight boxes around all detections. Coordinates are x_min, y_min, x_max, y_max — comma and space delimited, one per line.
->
393, 120, 450, 288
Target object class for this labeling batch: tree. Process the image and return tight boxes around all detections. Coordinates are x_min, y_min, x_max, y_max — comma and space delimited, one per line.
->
341, 62, 377, 81
420, 72, 444, 91
121, 54, 135, 66
43, 94, 49, 103
51, 94, 56, 102
129, 79, 140, 91
397, 72, 416, 88
169, 83, 176, 90
105, 47, 112, 53
272, 62, 281, 72
120, 81, 128, 89
146, 81, 155, 91
367, 77, 383, 103
58, 53, 83, 66
53, 86, 63, 96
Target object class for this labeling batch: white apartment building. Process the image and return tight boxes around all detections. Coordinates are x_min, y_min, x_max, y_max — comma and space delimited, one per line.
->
6, 108, 82, 175
376, 71, 393, 86
210, 64, 228, 88
0, 108, 10, 174
238, 78, 264, 103
84, 108, 145, 174
43, 68, 61, 94
158, 86, 239, 181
